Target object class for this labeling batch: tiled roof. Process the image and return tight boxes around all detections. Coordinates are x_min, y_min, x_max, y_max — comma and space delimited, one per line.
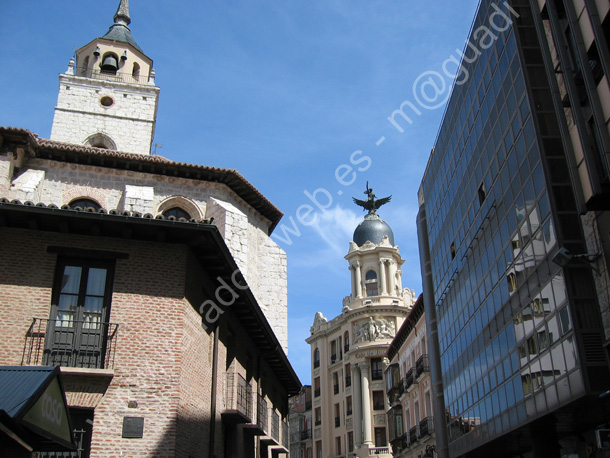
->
0, 127, 283, 233
102, 23, 144, 54
0, 200, 301, 394
0, 197, 214, 224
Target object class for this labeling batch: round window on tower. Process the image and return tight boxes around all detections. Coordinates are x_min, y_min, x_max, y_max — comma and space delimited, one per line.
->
100, 95, 114, 107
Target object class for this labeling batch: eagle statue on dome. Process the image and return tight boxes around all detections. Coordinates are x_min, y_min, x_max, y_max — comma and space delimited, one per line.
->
353, 182, 391, 215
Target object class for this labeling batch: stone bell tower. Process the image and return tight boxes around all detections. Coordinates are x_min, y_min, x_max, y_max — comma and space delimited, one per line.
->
50, 0, 159, 155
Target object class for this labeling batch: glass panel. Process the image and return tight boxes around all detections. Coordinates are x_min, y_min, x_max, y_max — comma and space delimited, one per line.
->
559, 307, 572, 335
58, 294, 78, 311
56, 266, 82, 327
563, 336, 577, 371
552, 275, 567, 306
551, 343, 566, 376
83, 297, 103, 329
61, 266, 82, 293
56, 295, 77, 327
86, 268, 107, 296
547, 315, 559, 346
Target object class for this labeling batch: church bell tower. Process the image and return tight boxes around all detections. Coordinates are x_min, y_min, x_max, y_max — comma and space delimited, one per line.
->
50, 0, 159, 155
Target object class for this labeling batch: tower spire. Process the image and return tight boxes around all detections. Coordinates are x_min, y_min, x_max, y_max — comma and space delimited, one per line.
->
102, 0, 143, 54
113, 0, 131, 26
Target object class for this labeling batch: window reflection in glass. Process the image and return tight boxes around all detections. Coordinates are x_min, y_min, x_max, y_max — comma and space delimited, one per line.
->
563, 336, 577, 371
559, 306, 572, 335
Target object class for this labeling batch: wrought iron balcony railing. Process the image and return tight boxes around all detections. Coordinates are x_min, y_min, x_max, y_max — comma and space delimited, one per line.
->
74, 66, 152, 85
22, 318, 119, 370
403, 368, 416, 391
400, 431, 410, 448
257, 395, 268, 434
224, 372, 252, 421
409, 425, 420, 444
415, 354, 430, 378
272, 411, 280, 441
419, 416, 434, 437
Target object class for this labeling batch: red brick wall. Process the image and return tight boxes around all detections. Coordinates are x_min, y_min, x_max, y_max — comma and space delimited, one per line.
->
0, 225, 290, 457
0, 227, 189, 457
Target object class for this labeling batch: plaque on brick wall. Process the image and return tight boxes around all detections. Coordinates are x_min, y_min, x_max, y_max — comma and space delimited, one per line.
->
122, 417, 144, 438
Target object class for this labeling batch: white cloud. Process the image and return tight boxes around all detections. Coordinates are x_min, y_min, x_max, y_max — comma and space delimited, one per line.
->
311, 205, 361, 255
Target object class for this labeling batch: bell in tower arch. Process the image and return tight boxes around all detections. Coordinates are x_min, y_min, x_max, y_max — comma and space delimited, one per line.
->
101, 53, 119, 74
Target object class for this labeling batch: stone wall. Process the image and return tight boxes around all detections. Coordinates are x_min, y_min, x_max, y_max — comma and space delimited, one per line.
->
50, 74, 159, 155
1, 153, 289, 352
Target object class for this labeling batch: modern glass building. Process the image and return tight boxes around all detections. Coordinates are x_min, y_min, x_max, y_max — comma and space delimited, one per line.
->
417, 1, 610, 457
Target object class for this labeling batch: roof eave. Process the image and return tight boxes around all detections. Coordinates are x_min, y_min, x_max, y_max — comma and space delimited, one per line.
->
0, 201, 300, 394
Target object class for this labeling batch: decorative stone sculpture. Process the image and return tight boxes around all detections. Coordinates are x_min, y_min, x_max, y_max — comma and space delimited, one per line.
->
310, 311, 328, 334
353, 317, 396, 343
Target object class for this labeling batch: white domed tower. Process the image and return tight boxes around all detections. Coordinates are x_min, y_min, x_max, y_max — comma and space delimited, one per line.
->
50, 0, 159, 155
307, 184, 415, 458
348, 186, 405, 305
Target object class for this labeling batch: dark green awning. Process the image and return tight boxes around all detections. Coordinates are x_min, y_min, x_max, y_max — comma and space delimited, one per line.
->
0, 366, 75, 451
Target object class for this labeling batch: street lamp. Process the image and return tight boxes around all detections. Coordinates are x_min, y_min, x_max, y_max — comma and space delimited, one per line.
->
551, 247, 601, 274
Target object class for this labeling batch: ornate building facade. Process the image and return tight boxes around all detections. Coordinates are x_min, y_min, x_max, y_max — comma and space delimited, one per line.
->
306, 190, 416, 458
386, 295, 437, 458
0, 1, 298, 456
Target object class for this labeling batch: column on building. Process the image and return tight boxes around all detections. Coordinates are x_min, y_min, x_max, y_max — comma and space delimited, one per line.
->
379, 259, 388, 296
359, 361, 374, 447
350, 264, 357, 298
388, 260, 397, 296
354, 261, 363, 299
351, 363, 363, 447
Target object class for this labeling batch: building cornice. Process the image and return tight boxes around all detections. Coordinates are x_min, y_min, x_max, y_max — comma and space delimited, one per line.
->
386, 294, 424, 361
0, 127, 283, 234
306, 304, 411, 344
0, 199, 301, 394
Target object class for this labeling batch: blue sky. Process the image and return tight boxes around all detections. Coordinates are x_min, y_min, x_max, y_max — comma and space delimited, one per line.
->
0, 1, 479, 384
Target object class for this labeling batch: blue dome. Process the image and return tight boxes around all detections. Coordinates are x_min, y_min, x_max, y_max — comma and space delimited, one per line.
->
353, 215, 394, 246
